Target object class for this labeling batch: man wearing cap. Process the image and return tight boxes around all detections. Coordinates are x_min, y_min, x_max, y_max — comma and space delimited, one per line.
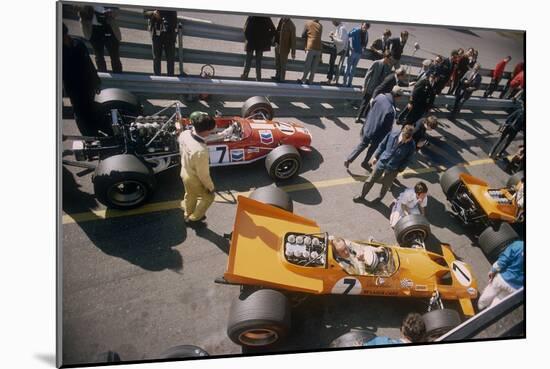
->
353, 125, 416, 203
346, 86, 404, 171
178, 112, 216, 223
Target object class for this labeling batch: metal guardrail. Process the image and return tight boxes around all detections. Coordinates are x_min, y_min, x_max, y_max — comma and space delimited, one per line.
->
98, 72, 518, 110
64, 7, 511, 80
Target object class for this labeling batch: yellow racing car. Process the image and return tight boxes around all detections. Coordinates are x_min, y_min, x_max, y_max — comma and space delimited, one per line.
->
216, 187, 478, 348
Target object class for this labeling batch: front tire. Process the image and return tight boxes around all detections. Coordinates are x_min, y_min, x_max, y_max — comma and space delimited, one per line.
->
241, 96, 274, 120
265, 145, 302, 180
422, 309, 462, 341
394, 214, 431, 247
227, 289, 291, 347
440, 166, 469, 197
93, 154, 156, 209
249, 186, 293, 212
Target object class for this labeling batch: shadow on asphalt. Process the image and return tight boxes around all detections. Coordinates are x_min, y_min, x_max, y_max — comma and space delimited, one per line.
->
63, 167, 186, 272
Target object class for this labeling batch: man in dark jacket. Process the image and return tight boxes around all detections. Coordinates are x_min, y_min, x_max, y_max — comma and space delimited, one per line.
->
451, 63, 482, 116
371, 67, 407, 98
273, 17, 296, 82
355, 51, 393, 122
143, 9, 178, 76
353, 125, 416, 203
241, 17, 276, 81
346, 86, 404, 170
489, 103, 525, 159
62, 23, 101, 136
448, 49, 470, 94
398, 73, 437, 125
388, 30, 408, 66
432, 51, 457, 94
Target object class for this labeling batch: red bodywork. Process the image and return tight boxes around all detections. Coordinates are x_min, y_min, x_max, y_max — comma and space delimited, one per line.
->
181, 117, 312, 167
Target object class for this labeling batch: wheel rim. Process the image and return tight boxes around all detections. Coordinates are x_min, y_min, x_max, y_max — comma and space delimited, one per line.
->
274, 157, 299, 179
401, 229, 427, 246
107, 180, 147, 207
238, 328, 279, 346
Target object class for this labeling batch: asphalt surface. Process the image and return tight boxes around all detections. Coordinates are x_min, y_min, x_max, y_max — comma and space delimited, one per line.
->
60, 6, 525, 366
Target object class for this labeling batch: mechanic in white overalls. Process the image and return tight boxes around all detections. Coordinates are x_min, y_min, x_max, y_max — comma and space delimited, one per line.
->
389, 181, 429, 228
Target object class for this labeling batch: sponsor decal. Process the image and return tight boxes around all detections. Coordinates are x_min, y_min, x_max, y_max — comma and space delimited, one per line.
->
375, 277, 386, 286
414, 284, 428, 291
259, 130, 274, 145
250, 122, 274, 130
277, 122, 296, 135
230, 149, 244, 162
400, 278, 414, 289
247, 147, 260, 153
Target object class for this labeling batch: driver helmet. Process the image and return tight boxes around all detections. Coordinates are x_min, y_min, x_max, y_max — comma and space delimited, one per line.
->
189, 111, 209, 125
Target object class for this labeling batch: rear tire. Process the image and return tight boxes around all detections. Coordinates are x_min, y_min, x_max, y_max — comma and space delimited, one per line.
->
249, 186, 293, 212
241, 96, 274, 120
265, 145, 302, 180
159, 345, 209, 358
227, 289, 291, 347
440, 166, 469, 197
394, 214, 431, 247
329, 330, 377, 348
94, 88, 141, 134
479, 223, 519, 263
506, 170, 525, 188
93, 154, 156, 209
423, 309, 462, 341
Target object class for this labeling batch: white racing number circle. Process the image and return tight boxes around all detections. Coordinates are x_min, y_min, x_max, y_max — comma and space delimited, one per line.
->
451, 261, 473, 286
331, 277, 362, 295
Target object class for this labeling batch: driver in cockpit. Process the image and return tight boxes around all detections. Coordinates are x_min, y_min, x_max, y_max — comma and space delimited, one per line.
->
187, 111, 238, 143
331, 237, 383, 275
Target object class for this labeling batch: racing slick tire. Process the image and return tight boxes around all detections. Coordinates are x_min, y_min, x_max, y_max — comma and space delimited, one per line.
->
227, 289, 291, 348
159, 345, 209, 358
241, 96, 274, 120
94, 88, 142, 133
93, 154, 156, 209
265, 145, 302, 180
249, 186, 293, 212
506, 170, 525, 188
479, 223, 519, 263
422, 309, 462, 341
440, 165, 470, 198
329, 329, 377, 348
394, 214, 431, 248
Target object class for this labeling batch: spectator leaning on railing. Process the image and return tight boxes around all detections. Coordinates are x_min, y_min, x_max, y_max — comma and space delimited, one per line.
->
143, 9, 178, 76
370, 29, 392, 60
273, 17, 296, 82
500, 61, 524, 98
450, 63, 482, 116
298, 19, 323, 85
483, 55, 512, 98
387, 30, 409, 67
343, 22, 370, 87
78, 5, 122, 73
241, 16, 276, 81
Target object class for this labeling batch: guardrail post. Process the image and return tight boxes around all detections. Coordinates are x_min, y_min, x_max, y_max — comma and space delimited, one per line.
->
178, 21, 184, 76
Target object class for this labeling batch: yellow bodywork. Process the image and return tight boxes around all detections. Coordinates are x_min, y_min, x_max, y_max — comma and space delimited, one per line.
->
224, 196, 478, 316
460, 173, 519, 223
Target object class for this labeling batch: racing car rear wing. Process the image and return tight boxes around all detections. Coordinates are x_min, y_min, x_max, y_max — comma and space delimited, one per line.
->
223, 195, 325, 294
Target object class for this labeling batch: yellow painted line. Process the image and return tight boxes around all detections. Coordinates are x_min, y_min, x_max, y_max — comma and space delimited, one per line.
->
62, 157, 498, 225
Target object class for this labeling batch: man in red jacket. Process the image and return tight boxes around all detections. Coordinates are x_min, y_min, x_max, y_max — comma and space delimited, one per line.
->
502, 70, 524, 99
484, 56, 511, 97
500, 61, 524, 98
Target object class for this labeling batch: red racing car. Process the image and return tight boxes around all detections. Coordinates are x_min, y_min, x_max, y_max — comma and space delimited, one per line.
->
63, 90, 313, 209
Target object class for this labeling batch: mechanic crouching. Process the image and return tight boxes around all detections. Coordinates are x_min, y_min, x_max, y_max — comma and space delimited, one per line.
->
178, 112, 217, 224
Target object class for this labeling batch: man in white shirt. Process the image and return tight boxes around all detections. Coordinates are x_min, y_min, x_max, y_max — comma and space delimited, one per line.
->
324, 21, 349, 84
389, 182, 428, 228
